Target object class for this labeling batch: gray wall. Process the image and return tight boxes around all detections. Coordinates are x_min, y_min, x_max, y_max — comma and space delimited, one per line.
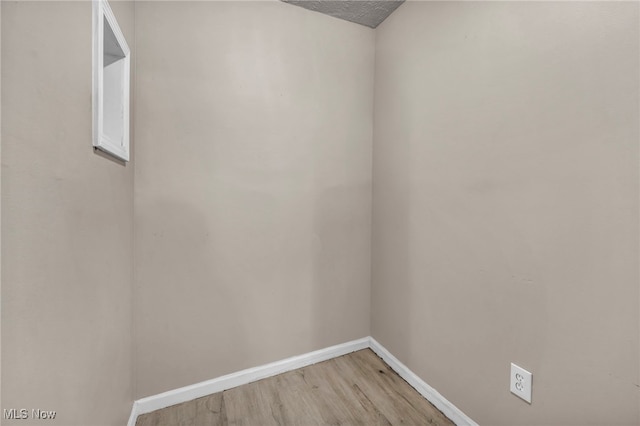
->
1, 2, 135, 425
134, 1, 374, 398
372, 1, 639, 425
2, 1, 639, 425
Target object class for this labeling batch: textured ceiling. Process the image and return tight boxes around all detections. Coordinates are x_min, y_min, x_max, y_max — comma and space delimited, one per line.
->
281, 0, 405, 28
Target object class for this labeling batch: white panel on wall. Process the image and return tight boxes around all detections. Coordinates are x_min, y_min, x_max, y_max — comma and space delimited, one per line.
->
93, 0, 130, 161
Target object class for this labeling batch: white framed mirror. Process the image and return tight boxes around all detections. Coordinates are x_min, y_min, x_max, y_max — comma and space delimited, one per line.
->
93, 0, 130, 162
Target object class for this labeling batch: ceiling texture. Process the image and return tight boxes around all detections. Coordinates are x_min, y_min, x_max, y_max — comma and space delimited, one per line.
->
281, 0, 405, 28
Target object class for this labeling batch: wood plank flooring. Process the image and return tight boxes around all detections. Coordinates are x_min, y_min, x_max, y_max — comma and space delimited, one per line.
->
135, 349, 454, 426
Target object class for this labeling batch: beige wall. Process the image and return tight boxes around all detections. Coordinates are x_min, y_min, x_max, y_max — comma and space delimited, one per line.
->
1, 2, 135, 425
372, 1, 639, 425
0, 0, 3, 415
134, 1, 374, 398
2, 1, 638, 424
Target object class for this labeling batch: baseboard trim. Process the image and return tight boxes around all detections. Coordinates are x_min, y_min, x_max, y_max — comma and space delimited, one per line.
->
368, 337, 478, 426
128, 336, 477, 426
127, 337, 370, 426
127, 403, 139, 426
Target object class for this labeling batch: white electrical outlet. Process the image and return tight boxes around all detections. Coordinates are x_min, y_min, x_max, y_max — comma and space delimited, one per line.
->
510, 363, 532, 403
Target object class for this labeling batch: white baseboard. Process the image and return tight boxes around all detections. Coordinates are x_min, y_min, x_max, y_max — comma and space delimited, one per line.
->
368, 337, 479, 426
128, 336, 477, 426
127, 403, 139, 426
127, 337, 370, 426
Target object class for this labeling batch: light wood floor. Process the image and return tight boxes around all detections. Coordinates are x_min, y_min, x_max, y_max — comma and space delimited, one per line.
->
136, 349, 454, 426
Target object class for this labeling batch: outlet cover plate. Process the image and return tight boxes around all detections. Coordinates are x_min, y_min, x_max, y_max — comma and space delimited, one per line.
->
510, 363, 532, 403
